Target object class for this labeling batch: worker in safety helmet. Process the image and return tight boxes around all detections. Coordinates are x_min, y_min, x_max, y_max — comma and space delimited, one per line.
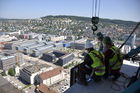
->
103, 36, 123, 80
77, 40, 105, 85
96, 32, 104, 52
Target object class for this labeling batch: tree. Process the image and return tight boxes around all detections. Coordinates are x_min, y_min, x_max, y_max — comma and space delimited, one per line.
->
8, 68, 15, 76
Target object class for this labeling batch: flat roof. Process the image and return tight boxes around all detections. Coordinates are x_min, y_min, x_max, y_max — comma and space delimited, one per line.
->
64, 60, 139, 93
23, 64, 51, 73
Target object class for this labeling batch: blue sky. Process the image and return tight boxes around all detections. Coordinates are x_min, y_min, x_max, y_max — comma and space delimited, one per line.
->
0, 0, 140, 22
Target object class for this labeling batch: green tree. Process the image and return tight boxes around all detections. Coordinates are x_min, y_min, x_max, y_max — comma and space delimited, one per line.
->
8, 68, 15, 76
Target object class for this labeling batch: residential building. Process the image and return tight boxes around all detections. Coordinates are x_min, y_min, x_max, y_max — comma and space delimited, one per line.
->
0, 55, 16, 71
37, 67, 64, 86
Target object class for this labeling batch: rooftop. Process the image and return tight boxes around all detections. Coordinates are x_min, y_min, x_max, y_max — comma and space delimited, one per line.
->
64, 60, 139, 93
39, 67, 63, 80
23, 64, 51, 74
37, 84, 58, 93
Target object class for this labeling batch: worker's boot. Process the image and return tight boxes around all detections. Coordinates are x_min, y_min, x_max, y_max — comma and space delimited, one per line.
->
94, 76, 101, 82
77, 72, 88, 86
77, 78, 88, 86
112, 73, 121, 81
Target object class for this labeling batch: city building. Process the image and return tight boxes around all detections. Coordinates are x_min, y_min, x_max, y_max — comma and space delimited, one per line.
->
0, 35, 17, 42
37, 67, 64, 86
31, 45, 54, 57
11, 40, 38, 52
50, 36, 66, 41
0, 50, 24, 65
41, 52, 56, 62
15, 41, 37, 51
4, 42, 13, 49
0, 55, 16, 71
53, 50, 66, 57
42, 50, 75, 66
54, 43, 64, 48
23, 42, 46, 55
20, 64, 53, 84
56, 53, 75, 66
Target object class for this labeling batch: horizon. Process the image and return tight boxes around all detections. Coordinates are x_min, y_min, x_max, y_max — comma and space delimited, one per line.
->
0, 15, 138, 23
0, 0, 140, 22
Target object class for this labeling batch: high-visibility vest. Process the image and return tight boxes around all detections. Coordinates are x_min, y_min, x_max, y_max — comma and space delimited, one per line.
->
88, 50, 105, 76
109, 46, 123, 70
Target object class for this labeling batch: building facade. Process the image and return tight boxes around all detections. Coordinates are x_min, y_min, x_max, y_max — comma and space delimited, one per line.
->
37, 67, 64, 86
0, 55, 16, 71
20, 64, 53, 84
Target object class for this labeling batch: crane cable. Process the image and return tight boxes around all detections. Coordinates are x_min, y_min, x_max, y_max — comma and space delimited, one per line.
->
91, 0, 101, 33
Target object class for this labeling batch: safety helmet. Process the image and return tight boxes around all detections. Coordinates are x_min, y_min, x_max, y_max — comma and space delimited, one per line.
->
96, 32, 104, 40
103, 36, 112, 45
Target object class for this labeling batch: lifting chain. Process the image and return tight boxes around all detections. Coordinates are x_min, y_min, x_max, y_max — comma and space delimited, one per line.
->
91, 0, 100, 33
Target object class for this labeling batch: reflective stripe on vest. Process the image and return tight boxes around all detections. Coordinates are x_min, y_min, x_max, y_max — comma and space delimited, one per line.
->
109, 46, 122, 70
88, 50, 105, 76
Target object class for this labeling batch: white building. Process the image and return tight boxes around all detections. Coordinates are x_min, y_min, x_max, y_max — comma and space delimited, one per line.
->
37, 67, 64, 86
50, 36, 66, 41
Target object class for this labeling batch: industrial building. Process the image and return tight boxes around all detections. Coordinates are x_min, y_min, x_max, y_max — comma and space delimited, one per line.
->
31, 45, 54, 57
41, 52, 56, 62
56, 53, 75, 66
63, 42, 71, 48
23, 42, 46, 54
54, 43, 64, 48
19, 64, 53, 84
53, 50, 66, 57
70, 42, 85, 50
15, 41, 37, 51
41, 50, 66, 62
0, 55, 16, 71
37, 67, 64, 86
42, 50, 75, 66
11, 40, 38, 51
